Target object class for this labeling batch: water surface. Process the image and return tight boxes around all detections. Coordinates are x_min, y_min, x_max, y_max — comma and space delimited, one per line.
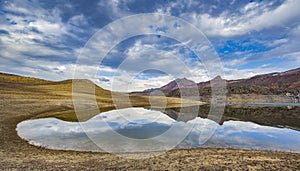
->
17, 107, 300, 153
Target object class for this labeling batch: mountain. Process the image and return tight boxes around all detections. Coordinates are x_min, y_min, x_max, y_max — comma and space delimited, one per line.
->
160, 78, 197, 91
244, 68, 300, 87
132, 67, 300, 103
226, 67, 300, 95
131, 78, 197, 95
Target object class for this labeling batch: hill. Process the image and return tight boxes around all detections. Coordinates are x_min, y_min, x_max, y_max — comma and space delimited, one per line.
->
0, 72, 204, 122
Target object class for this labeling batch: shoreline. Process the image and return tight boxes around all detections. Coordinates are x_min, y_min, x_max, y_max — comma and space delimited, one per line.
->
1, 98, 300, 170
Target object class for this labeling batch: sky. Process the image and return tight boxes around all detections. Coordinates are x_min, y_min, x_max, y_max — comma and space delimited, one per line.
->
1, 0, 300, 92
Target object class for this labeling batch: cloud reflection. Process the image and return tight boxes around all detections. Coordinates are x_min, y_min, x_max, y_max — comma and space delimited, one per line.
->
17, 108, 300, 153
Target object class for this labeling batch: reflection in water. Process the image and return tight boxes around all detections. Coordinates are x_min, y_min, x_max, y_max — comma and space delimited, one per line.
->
17, 107, 300, 153
156, 104, 300, 130
158, 108, 198, 122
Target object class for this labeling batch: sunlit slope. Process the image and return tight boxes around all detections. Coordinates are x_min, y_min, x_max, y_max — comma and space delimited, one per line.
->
0, 72, 205, 122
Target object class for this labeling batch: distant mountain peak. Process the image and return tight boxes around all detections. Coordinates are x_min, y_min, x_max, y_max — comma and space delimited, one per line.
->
212, 75, 223, 80
174, 77, 195, 83
161, 77, 196, 91
175, 77, 183, 80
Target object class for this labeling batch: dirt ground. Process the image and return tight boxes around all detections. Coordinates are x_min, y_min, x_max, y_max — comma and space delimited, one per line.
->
1, 97, 299, 170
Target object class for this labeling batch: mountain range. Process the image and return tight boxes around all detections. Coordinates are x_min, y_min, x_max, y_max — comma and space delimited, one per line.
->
131, 67, 300, 103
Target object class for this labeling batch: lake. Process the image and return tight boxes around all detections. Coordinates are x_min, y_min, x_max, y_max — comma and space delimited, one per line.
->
17, 105, 300, 154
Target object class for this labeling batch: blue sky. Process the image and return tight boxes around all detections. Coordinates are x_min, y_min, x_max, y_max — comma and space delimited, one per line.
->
0, 0, 300, 91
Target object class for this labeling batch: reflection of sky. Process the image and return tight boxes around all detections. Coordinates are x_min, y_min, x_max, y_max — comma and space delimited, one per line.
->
17, 108, 300, 153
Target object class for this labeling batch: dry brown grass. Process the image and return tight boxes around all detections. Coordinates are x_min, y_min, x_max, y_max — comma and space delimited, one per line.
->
1, 72, 205, 122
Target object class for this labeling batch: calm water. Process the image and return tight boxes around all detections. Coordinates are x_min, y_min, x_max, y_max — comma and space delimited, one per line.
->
17, 106, 300, 153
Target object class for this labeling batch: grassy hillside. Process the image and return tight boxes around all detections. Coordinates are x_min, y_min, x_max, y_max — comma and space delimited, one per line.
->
0, 72, 205, 122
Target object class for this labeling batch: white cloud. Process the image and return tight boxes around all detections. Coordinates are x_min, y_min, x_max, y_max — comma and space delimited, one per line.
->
180, 0, 300, 37
97, 0, 132, 19
258, 24, 300, 66
240, 2, 260, 13
29, 19, 65, 35
0, 1, 98, 83
3, 1, 36, 15
224, 56, 249, 67
68, 14, 89, 27
0, 3, 72, 55
266, 38, 289, 47
284, 51, 300, 65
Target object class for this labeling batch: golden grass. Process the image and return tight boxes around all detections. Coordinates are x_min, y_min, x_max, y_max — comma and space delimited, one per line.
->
1, 73, 205, 122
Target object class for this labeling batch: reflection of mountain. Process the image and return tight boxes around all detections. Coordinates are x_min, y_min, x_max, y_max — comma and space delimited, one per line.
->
159, 108, 198, 122
154, 105, 300, 130
132, 67, 300, 103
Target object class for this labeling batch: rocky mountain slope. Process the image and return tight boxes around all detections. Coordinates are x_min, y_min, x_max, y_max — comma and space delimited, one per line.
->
133, 67, 300, 103
160, 78, 197, 91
